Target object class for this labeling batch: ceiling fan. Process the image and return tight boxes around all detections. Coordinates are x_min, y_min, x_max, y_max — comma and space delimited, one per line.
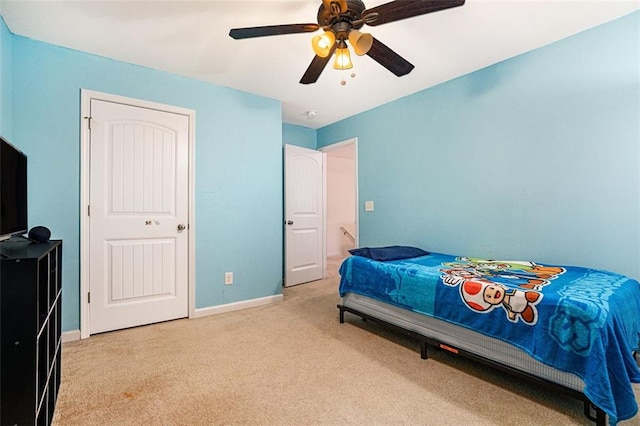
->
229, 0, 465, 84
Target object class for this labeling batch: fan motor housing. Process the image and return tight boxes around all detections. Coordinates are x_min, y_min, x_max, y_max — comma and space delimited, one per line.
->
317, 0, 366, 31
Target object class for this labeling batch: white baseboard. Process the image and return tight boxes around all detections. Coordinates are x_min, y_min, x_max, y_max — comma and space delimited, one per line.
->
62, 330, 81, 343
192, 294, 284, 319
63, 295, 283, 340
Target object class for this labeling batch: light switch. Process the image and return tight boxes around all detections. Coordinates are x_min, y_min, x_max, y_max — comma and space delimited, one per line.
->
365, 201, 374, 212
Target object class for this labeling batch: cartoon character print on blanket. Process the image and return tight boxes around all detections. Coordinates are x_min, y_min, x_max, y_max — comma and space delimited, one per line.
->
440, 258, 565, 325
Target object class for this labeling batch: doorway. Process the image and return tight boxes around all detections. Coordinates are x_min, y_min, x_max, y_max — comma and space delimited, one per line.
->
283, 139, 357, 286
320, 138, 358, 263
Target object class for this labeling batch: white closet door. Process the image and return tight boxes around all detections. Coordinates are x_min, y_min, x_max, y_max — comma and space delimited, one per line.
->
89, 99, 189, 334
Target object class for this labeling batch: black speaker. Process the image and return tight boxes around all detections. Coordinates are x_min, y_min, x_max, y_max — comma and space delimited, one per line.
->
28, 226, 51, 243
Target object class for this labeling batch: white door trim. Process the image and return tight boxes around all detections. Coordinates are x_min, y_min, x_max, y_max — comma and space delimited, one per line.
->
318, 137, 359, 249
80, 89, 196, 339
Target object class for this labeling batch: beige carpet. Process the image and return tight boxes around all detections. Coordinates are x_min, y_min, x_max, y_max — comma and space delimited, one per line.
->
53, 257, 640, 425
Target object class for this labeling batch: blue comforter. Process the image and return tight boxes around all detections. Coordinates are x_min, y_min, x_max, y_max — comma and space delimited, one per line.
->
339, 252, 640, 424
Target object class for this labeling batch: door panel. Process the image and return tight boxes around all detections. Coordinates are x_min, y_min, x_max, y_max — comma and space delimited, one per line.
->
89, 99, 189, 334
284, 144, 324, 286
107, 239, 174, 301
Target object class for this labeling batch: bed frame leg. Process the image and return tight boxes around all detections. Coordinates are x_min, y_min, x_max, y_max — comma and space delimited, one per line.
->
584, 401, 606, 426
339, 306, 345, 324
594, 407, 606, 426
421, 340, 428, 360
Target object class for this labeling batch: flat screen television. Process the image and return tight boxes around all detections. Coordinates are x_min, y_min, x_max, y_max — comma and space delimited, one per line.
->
0, 136, 28, 241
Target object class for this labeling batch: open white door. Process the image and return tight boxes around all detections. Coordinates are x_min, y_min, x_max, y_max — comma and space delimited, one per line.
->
284, 144, 324, 287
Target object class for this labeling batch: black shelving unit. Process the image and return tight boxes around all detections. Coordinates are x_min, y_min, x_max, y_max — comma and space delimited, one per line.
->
1, 239, 62, 426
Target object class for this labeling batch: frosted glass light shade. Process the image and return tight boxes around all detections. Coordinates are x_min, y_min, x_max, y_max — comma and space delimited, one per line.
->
348, 30, 373, 56
312, 31, 336, 58
333, 47, 353, 70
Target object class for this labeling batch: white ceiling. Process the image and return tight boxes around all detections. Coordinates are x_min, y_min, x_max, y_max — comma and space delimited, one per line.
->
1, 1, 638, 129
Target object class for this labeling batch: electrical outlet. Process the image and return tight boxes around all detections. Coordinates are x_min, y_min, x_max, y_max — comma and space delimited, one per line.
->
225, 272, 233, 285
365, 201, 374, 212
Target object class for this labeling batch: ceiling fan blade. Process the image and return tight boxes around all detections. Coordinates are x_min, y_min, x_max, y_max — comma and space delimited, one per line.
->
366, 37, 414, 77
300, 44, 337, 84
229, 23, 319, 39
363, 0, 465, 26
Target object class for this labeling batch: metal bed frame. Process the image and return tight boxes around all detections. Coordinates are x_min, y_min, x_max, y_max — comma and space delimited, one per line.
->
338, 302, 608, 425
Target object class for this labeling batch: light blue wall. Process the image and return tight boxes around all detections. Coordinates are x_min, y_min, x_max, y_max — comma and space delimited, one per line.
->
7, 32, 283, 331
0, 16, 11, 138
318, 12, 640, 280
3, 10, 639, 335
282, 122, 317, 149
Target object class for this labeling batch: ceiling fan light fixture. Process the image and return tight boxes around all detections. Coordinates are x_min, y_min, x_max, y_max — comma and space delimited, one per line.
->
347, 30, 373, 56
312, 31, 336, 58
333, 44, 353, 70
231, 0, 467, 85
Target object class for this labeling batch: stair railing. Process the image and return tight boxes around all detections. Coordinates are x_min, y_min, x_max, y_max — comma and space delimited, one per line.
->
340, 226, 356, 243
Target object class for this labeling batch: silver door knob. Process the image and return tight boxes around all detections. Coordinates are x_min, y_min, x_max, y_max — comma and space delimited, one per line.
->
177, 224, 186, 231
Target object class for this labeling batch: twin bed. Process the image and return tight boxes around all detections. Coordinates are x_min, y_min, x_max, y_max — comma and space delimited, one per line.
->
337, 246, 640, 425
